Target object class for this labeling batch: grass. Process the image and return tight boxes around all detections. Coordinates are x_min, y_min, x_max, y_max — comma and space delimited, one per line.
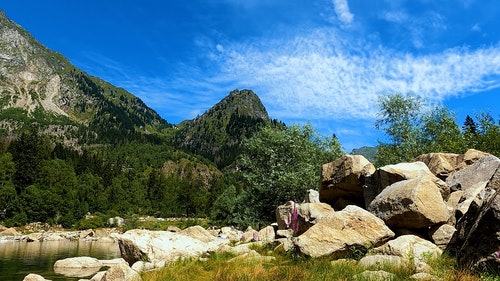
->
140, 244, 487, 281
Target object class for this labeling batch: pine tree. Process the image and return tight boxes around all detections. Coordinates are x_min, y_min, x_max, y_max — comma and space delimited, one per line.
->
462, 115, 478, 134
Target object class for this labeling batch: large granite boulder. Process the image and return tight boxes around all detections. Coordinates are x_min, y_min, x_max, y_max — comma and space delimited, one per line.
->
319, 155, 375, 208
446, 190, 500, 272
118, 229, 210, 265
276, 201, 334, 236
375, 161, 450, 200
368, 177, 449, 229
180, 225, 218, 243
413, 152, 464, 180
293, 205, 394, 258
445, 155, 500, 218
53, 256, 103, 278
429, 224, 457, 250
370, 235, 442, 266
101, 262, 141, 281
23, 274, 50, 281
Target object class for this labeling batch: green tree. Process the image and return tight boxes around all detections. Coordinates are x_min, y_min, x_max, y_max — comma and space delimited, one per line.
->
375, 93, 423, 165
375, 93, 465, 166
420, 106, 464, 153
475, 112, 500, 156
462, 115, 479, 148
233, 124, 343, 225
0, 152, 17, 220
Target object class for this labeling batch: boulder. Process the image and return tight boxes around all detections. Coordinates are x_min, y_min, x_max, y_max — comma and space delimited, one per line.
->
166, 225, 181, 232
368, 177, 449, 229
23, 274, 51, 281
352, 270, 396, 281
180, 225, 217, 243
80, 229, 95, 239
463, 149, 490, 165
412, 152, 464, 179
227, 250, 276, 263
218, 241, 264, 255
357, 254, 405, 269
257, 225, 275, 242
446, 190, 500, 272
293, 205, 394, 258
410, 273, 440, 281
100, 258, 128, 268
319, 154, 375, 207
43, 233, 65, 241
131, 260, 165, 272
276, 201, 334, 236
303, 189, 320, 203
240, 227, 259, 242
376, 161, 450, 200
25, 232, 43, 242
101, 263, 141, 281
370, 235, 442, 265
429, 224, 456, 250
53, 257, 103, 278
218, 226, 242, 241
118, 229, 209, 265
0, 227, 19, 236
445, 155, 500, 218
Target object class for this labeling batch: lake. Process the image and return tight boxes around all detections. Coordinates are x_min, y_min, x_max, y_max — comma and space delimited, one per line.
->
0, 240, 121, 281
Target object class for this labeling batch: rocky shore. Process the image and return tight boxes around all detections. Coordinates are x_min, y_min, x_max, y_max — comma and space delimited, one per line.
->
5, 149, 500, 281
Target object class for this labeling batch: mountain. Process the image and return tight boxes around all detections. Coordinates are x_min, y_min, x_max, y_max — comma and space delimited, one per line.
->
175, 89, 271, 168
0, 9, 170, 146
350, 146, 377, 163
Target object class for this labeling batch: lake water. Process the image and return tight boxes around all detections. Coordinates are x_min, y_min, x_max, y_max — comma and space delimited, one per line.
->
0, 240, 121, 281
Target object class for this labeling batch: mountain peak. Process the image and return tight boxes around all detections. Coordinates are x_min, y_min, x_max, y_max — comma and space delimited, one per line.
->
206, 89, 269, 120
176, 89, 270, 167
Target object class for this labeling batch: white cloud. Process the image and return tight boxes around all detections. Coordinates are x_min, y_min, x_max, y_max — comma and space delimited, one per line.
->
205, 28, 500, 122
332, 0, 354, 25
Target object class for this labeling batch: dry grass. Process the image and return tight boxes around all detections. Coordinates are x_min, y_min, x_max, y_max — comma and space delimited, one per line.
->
140, 247, 488, 281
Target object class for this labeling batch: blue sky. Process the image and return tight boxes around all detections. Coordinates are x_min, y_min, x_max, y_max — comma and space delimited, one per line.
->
2, 0, 500, 151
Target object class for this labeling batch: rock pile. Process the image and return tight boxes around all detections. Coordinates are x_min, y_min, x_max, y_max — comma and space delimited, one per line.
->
21, 149, 500, 280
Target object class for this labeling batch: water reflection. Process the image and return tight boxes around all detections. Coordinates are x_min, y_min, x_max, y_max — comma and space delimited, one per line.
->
0, 240, 120, 281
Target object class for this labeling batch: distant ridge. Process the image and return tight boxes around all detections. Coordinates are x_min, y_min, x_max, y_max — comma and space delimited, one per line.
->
350, 146, 377, 163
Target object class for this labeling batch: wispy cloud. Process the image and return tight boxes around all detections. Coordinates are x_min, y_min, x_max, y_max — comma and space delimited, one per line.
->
205, 28, 500, 122
332, 0, 354, 26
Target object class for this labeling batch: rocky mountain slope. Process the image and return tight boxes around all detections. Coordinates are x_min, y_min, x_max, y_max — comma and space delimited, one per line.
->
175, 89, 272, 168
0, 9, 170, 146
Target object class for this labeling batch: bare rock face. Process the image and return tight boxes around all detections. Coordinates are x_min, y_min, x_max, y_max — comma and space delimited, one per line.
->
293, 205, 394, 258
319, 155, 375, 208
276, 201, 334, 236
376, 161, 450, 200
446, 155, 500, 218
368, 177, 449, 229
118, 229, 209, 265
446, 190, 500, 272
